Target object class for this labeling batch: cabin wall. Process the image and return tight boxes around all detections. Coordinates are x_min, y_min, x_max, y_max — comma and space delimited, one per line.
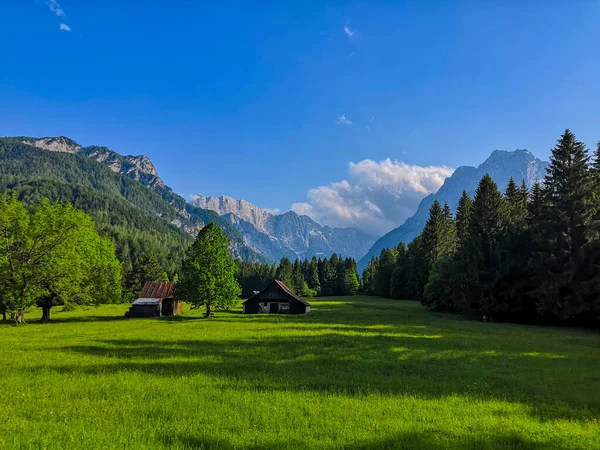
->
130, 305, 160, 318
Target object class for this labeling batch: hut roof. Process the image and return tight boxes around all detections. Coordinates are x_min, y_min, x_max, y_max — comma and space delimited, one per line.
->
140, 282, 176, 299
132, 298, 161, 306
243, 280, 311, 306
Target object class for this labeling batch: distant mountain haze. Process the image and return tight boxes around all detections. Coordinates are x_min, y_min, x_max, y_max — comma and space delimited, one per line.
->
357, 149, 549, 271
191, 194, 377, 262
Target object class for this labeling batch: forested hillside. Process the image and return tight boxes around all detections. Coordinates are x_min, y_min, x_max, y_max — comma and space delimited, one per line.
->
0, 138, 268, 285
363, 130, 600, 327
358, 149, 548, 271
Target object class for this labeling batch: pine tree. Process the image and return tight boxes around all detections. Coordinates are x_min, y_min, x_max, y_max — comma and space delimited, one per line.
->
306, 256, 321, 295
292, 259, 305, 294
389, 243, 409, 299
466, 174, 509, 315
375, 247, 398, 297
505, 177, 529, 231
535, 129, 594, 320
419, 200, 456, 300
276, 257, 294, 289
341, 258, 360, 296
455, 191, 473, 250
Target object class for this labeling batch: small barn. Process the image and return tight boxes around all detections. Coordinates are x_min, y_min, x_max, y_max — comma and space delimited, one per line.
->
243, 280, 311, 314
126, 282, 182, 318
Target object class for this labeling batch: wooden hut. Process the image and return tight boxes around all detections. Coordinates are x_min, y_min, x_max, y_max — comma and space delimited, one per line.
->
243, 280, 311, 314
126, 282, 182, 318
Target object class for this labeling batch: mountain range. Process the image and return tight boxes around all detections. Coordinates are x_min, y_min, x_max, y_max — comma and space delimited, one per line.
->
0, 136, 374, 265
191, 194, 377, 262
0, 136, 267, 268
0, 136, 550, 270
357, 149, 549, 271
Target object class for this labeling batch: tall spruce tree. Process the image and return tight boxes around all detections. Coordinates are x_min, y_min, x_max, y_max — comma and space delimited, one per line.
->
535, 129, 594, 320
419, 200, 456, 299
375, 247, 398, 297
276, 257, 294, 289
466, 174, 509, 316
455, 191, 473, 250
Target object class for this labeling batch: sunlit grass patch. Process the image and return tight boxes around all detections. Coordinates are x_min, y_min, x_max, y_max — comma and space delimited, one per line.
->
0, 297, 598, 449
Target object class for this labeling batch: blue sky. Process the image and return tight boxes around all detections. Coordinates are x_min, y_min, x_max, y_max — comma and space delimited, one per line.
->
1, 1, 600, 234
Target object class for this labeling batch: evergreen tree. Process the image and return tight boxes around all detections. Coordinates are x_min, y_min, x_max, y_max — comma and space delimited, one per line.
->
340, 258, 360, 296
534, 129, 594, 320
455, 191, 473, 250
375, 247, 398, 297
292, 259, 305, 294
419, 200, 456, 300
177, 223, 241, 317
389, 243, 409, 299
275, 257, 294, 289
505, 177, 529, 230
466, 174, 509, 315
361, 257, 379, 295
306, 256, 321, 295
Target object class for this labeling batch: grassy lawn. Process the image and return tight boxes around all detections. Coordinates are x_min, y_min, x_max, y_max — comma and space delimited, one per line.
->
0, 297, 599, 449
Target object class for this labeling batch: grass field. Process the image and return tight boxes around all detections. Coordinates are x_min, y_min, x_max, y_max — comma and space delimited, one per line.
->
0, 297, 599, 449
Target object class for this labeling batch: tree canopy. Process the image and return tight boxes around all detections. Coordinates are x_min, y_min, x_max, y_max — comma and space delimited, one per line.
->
0, 195, 122, 323
177, 223, 241, 317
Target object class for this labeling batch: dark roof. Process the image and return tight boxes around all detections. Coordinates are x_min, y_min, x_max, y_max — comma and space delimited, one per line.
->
243, 280, 311, 306
140, 282, 176, 299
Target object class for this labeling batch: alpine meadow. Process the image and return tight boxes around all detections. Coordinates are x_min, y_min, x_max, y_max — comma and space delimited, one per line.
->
2, 2, 600, 449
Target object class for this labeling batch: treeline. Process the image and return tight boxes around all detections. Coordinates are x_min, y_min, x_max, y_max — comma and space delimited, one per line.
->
237, 254, 360, 298
363, 130, 600, 326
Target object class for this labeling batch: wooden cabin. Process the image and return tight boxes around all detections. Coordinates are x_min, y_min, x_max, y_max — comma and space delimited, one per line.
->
243, 280, 311, 314
126, 282, 182, 318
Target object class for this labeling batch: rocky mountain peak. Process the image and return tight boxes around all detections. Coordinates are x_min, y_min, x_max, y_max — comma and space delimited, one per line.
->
23, 136, 82, 154
191, 194, 274, 233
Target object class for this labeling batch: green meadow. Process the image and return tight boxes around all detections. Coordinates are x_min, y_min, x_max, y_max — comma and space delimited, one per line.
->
0, 297, 598, 449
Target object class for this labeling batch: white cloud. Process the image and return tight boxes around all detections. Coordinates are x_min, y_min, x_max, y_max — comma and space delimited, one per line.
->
291, 159, 454, 235
344, 25, 355, 38
335, 114, 352, 126
263, 208, 281, 215
59, 23, 71, 32
46, 0, 65, 16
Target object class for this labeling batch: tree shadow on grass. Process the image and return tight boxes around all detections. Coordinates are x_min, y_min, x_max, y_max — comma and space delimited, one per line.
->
159, 429, 581, 450
50, 330, 600, 423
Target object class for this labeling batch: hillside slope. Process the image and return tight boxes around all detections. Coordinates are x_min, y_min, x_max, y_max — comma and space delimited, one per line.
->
0, 138, 268, 270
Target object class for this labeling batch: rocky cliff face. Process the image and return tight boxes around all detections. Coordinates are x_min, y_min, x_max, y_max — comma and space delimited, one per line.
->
192, 194, 273, 233
82, 146, 164, 188
24, 136, 81, 154
192, 195, 377, 261
357, 149, 549, 271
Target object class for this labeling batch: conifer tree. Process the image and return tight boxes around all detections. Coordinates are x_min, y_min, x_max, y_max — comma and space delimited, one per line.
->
535, 129, 594, 320
275, 257, 294, 289
455, 191, 473, 250
466, 174, 509, 315
419, 200, 456, 298
375, 247, 398, 297
306, 256, 321, 295
389, 243, 409, 299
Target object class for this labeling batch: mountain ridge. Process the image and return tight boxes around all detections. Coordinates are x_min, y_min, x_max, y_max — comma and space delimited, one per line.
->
191, 193, 377, 262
